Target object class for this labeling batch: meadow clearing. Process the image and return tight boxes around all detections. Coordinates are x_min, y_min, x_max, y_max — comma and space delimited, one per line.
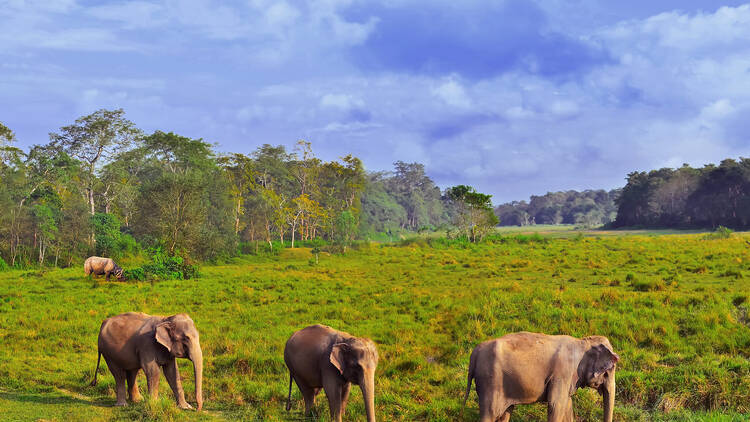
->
0, 231, 748, 421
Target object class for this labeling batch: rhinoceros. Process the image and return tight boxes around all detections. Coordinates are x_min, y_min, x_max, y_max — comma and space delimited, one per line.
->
84, 256, 124, 281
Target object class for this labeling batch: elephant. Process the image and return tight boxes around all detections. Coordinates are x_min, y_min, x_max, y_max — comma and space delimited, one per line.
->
91, 312, 203, 411
84, 256, 124, 281
284, 324, 379, 422
462, 332, 619, 422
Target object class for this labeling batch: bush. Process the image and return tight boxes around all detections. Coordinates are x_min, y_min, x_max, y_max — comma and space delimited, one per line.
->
125, 248, 200, 281
632, 278, 666, 292
0, 257, 8, 272
704, 226, 733, 240
123, 267, 146, 281
117, 234, 139, 256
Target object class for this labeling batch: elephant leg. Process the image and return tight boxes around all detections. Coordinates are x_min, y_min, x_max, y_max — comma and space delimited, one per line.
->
293, 376, 318, 415
126, 369, 142, 402
340, 382, 351, 417
563, 398, 574, 422
142, 362, 161, 401
498, 405, 514, 422
104, 359, 128, 406
106, 271, 111, 281
546, 391, 572, 422
323, 377, 343, 422
477, 383, 506, 422
163, 359, 191, 409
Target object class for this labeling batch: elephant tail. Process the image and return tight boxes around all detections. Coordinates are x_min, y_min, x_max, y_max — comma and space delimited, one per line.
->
461, 348, 477, 418
285, 371, 293, 411
90, 351, 101, 386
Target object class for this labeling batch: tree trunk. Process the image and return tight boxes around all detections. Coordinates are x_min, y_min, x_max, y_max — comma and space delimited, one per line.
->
88, 188, 95, 215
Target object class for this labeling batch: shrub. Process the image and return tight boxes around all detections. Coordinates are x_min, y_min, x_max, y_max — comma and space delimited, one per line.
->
124, 248, 200, 281
632, 278, 666, 292
239, 240, 284, 256
117, 233, 139, 256
0, 257, 8, 272
704, 226, 733, 240
123, 267, 146, 281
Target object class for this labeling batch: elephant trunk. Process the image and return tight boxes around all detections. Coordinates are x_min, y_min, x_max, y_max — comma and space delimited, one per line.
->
360, 369, 376, 422
191, 343, 203, 411
602, 371, 615, 422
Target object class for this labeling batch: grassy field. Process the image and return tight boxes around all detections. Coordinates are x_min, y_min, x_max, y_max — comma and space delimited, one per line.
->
0, 232, 748, 421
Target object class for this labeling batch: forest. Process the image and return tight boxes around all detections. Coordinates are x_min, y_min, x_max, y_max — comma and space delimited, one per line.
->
613, 159, 750, 229
494, 189, 619, 227
0, 110, 496, 269
4, 109, 750, 271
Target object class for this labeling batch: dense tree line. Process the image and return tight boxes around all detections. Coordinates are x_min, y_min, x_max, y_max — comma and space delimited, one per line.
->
360, 161, 451, 234
0, 110, 370, 267
494, 190, 619, 227
613, 159, 750, 228
1, 110, 496, 268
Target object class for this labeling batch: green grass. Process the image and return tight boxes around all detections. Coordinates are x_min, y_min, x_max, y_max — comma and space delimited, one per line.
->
0, 234, 748, 421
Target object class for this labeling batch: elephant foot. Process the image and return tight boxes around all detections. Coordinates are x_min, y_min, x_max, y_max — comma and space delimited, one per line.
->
178, 402, 193, 410
114, 401, 127, 407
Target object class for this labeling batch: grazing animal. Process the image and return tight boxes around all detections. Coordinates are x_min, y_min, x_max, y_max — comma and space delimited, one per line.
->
91, 312, 203, 410
84, 256, 124, 281
284, 324, 379, 422
463, 332, 619, 422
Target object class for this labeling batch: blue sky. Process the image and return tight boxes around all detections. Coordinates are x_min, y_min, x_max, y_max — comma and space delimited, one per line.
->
2, 0, 750, 203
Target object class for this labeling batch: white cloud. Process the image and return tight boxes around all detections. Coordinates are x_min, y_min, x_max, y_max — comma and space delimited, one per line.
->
320, 93, 364, 110
432, 78, 472, 108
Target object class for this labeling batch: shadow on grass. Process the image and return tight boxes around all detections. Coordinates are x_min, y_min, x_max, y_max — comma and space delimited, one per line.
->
0, 389, 110, 408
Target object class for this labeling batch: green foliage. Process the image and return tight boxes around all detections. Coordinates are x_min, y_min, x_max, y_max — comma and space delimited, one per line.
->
91, 212, 122, 258
0, 121, 16, 145
334, 210, 357, 246
615, 159, 750, 229
496, 189, 619, 227
0, 256, 8, 271
704, 225, 734, 240
445, 185, 498, 242
125, 248, 200, 281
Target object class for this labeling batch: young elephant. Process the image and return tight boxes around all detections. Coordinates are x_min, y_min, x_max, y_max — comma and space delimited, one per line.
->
463, 332, 619, 422
84, 256, 124, 281
284, 324, 379, 422
91, 312, 203, 411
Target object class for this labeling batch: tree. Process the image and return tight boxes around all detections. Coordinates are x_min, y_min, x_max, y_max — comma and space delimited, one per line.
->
219, 153, 256, 236
32, 204, 57, 266
445, 185, 498, 242
50, 109, 141, 215
0, 121, 16, 146
132, 131, 234, 260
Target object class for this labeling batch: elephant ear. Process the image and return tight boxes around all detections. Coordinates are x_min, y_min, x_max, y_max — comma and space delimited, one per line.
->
155, 322, 173, 353
330, 343, 350, 375
592, 345, 620, 379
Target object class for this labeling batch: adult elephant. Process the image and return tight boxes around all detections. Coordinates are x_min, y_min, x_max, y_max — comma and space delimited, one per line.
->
284, 324, 379, 422
463, 332, 619, 422
91, 312, 203, 411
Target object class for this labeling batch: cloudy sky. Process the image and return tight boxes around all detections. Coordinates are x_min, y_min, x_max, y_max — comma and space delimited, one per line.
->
2, 0, 750, 203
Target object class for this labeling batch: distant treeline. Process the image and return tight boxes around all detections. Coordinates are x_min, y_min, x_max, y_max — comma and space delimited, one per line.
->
614, 158, 750, 229
0, 110, 496, 268
494, 189, 619, 227
361, 162, 452, 234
